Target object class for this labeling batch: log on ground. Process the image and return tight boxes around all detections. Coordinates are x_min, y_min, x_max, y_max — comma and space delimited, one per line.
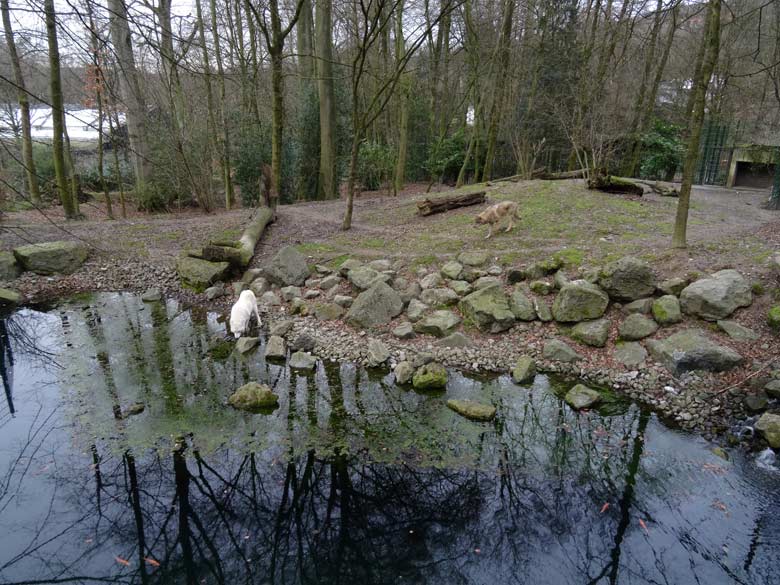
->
417, 191, 487, 216
237, 206, 274, 267
538, 168, 587, 180
587, 174, 644, 196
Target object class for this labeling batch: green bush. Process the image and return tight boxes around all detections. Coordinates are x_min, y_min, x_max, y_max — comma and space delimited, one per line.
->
639, 120, 683, 180
234, 123, 272, 207
358, 142, 395, 191
425, 129, 466, 184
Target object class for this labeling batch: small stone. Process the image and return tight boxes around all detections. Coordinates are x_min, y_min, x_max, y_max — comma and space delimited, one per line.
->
368, 259, 392, 271
533, 298, 553, 322
264, 335, 286, 359
614, 342, 648, 367
339, 258, 362, 276
458, 251, 489, 266
141, 288, 162, 302
623, 298, 654, 314
232, 281, 247, 296
289, 351, 317, 371
487, 265, 503, 276
543, 339, 583, 362
658, 277, 687, 296
406, 298, 429, 322
420, 287, 459, 307
449, 280, 473, 296
412, 362, 448, 390
446, 399, 496, 422
764, 379, 780, 399
228, 382, 279, 411
290, 332, 316, 351
366, 339, 390, 367
394, 361, 415, 384
717, 320, 759, 342
320, 274, 341, 290
619, 313, 658, 341
744, 393, 768, 413
270, 320, 294, 337
420, 272, 443, 289
435, 332, 472, 348
392, 322, 416, 339
241, 268, 264, 284
553, 271, 569, 290
414, 310, 461, 337
235, 336, 259, 354
652, 295, 682, 325
304, 289, 321, 299
260, 291, 281, 306
205, 285, 225, 300
334, 295, 353, 308
473, 276, 502, 290
313, 302, 344, 321
441, 260, 464, 280
289, 298, 308, 315
120, 402, 145, 419
529, 280, 553, 295
512, 356, 536, 384
510, 289, 536, 321
571, 318, 610, 347
564, 384, 601, 410
755, 413, 780, 448
249, 277, 270, 296
281, 286, 302, 301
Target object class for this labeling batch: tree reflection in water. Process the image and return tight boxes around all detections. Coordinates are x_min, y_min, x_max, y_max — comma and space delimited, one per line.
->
0, 293, 778, 585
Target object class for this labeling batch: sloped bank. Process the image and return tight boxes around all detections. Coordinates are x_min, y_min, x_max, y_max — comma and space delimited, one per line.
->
227, 246, 780, 444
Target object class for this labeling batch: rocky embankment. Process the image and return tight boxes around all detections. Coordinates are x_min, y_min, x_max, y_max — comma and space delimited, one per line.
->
219, 245, 780, 445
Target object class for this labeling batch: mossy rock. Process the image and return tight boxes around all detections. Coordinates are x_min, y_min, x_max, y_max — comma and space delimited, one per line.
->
0, 287, 22, 307
177, 256, 230, 292
564, 384, 601, 410
446, 399, 496, 422
412, 362, 448, 390
228, 382, 279, 412
13, 240, 88, 275
768, 306, 780, 331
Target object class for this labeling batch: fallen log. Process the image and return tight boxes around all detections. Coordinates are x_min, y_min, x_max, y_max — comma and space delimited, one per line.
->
629, 179, 679, 197
237, 206, 274, 267
417, 190, 486, 216
538, 168, 587, 180
587, 173, 644, 196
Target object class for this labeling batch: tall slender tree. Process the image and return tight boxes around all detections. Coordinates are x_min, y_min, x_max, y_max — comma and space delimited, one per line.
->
43, 0, 78, 218
673, 0, 721, 248
1, 0, 40, 204
316, 0, 337, 199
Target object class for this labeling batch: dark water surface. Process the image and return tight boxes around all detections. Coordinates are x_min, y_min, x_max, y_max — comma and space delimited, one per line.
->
1, 293, 779, 585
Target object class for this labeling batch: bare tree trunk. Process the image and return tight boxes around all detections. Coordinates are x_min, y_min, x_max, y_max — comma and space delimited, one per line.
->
394, 0, 408, 194
1, 0, 40, 204
107, 0, 151, 192
316, 0, 337, 199
44, 0, 78, 218
195, 0, 218, 204
109, 113, 127, 218
297, 0, 314, 79
209, 0, 235, 209
342, 128, 361, 230
270, 47, 284, 207
482, 0, 515, 181
673, 0, 721, 248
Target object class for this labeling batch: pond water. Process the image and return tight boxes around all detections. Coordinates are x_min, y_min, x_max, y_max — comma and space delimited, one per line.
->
0, 293, 779, 585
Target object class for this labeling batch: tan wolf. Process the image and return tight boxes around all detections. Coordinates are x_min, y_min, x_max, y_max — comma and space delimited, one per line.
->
474, 201, 521, 239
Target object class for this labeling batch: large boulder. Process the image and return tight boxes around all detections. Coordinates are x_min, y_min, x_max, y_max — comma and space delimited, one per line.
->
313, 302, 345, 321
436, 332, 472, 348
346, 282, 403, 328
512, 356, 536, 384
406, 299, 428, 322
543, 339, 583, 362
652, 295, 682, 325
177, 257, 230, 291
619, 313, 658, 341
679, 269, 752, 321
598, 256, 656, 301
0, 288, 22, 307
348, 265, 391, 290
414, 310, 461, 337
571, 318, 610, 347
564, 384, 601, 410
412, 362, 448, 390
755, 413, 780, 449
421, 287, 460, 307
0, 251, 20, 281
509, 289, 536, 321
552, 280, 609, 323
446, 399, 496, 422
13, 240, 88, 275
264, 246, 311, 286
394, 361, 415, 384
459, 284, 515, 333
264, 335, 286, 359
458, 251, 488, 266
647, 330, 743, 375
613, 342, 647, 367
228, 382, 279, 411
289, 351, 317, 371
